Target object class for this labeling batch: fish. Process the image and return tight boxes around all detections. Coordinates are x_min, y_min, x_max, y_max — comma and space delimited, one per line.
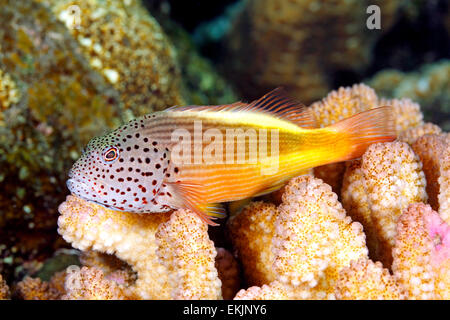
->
67, 88, 396, 226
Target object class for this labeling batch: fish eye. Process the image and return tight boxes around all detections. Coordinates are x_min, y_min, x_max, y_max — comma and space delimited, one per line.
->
102, 146, 119, 163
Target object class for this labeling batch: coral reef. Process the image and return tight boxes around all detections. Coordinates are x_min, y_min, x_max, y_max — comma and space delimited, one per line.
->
341, 142, 427, 266
0, 0, 186, 281
368, 60, 450, 130
335, 259, 406, 300
42, 0, 184, 115
225, 0, 401, 103
392, 203, 450, 299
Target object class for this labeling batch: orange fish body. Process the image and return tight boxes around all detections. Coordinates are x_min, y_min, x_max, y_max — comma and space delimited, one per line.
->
67, 89, 396, 225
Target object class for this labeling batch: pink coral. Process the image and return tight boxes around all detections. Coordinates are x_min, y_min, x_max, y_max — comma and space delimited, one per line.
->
392, 203, 450, 299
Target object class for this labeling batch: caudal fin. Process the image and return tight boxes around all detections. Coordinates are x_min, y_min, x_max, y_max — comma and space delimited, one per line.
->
330, 106, 396, 161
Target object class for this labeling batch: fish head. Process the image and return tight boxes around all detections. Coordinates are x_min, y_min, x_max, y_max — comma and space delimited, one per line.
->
67, 119, 170, 212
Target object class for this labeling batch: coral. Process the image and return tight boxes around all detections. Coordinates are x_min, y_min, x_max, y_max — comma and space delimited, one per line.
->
0, 274, 10, 299
227, 201, 278, 286
335, 259, 406, 300
42, 0, 184, 116
392, 203, 450, 299
234, 281, 289, 300
229, 175, 368, 300
272, 175, 368, 299
411, 134, 448, 213
62, 266, 127, 300
57, 195, 170, 299
438, 144, 450, 224
379, 98, 424, 134
215, 248, 240, 300
0, 69, 20, 110
155, 209, 222, 300
14, 276, 60, 300
341, 142, 427, 266
368, 60, 450, 130
58, 196, 223, 300
398, 122, 442, 145
225, 0, 400, 103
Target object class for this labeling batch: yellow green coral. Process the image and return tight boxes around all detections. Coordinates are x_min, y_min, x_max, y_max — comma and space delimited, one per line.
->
41, 0, 185, 116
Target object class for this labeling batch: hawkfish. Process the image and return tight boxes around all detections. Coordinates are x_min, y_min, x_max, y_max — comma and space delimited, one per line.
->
67, 88, 396, 225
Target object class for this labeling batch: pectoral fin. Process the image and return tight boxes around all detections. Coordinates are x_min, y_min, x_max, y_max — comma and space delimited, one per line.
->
167, 180, 226, 226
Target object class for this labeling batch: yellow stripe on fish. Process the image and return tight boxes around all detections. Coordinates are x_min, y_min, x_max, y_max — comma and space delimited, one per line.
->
67, 88, 396, 225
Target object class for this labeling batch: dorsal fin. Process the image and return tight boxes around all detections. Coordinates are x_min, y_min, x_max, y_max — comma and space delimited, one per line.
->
167, 88, 316, 128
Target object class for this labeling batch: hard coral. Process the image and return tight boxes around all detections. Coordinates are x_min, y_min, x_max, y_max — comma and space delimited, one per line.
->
368, 60, 450, 130
0, 274, 10, 299
0, 69, 20, 111
438, 143, 450, 225
411, 134, 449, 214
230, 175, 368, 300
273, 175, 368, 299
227, 201, 278, 286
14, 276, 60, 300
398, 122, 442, 145
335, 259, 406, 300
341, 142, 427, 267
42, 0, 184, 115
392, 203, 450, 299
234, 281, 289, 300
155, 209, 222, 300
226, 0, 400, 103
62, 266, 126, 300
58, 195, 224, 300
215, 248, 240, 300
58, 195, 170, 299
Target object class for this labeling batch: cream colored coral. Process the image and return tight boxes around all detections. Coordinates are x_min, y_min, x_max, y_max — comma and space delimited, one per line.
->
234, 281, 289, 300
392, 203, 450, 299
438, 143, 450, 224
341, 160, 379, 258
342, 142, 427, 266
335, 259, 405, 300
63, 266, 126, 300
272, 175, 368, 299
398, 122, 442, 145
215, 248, 240, 300
58, 195, 171, 299
412, 134, 448, 212
0, 275, 10, 300
155, 209, 222, 300
379, 98, 423, 134
227, 201, 278, 286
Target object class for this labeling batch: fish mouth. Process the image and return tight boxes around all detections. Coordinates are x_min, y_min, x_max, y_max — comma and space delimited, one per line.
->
66, 178, 90, 197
